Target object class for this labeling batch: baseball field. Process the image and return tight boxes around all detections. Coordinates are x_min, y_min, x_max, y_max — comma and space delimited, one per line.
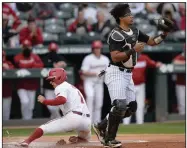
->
3, 121, 185, 148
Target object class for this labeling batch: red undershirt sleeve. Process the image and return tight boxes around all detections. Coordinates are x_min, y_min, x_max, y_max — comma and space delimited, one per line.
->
43, 96, 67, 106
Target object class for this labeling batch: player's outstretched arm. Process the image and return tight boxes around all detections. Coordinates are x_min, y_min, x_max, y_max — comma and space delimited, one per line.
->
38, 95, 67, 106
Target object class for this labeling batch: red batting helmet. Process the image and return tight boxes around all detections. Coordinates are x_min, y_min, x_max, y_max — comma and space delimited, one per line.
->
48, 42, 58, 51
46, 68, 67, 85
91, 40, 103, 49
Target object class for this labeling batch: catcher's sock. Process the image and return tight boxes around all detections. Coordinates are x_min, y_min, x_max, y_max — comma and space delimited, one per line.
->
24, 128, 43, 144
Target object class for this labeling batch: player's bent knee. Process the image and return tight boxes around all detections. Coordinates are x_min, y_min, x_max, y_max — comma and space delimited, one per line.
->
112, 99, 128, 117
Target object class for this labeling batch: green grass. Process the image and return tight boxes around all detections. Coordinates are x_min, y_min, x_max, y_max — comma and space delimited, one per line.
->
3, 121, 185, 137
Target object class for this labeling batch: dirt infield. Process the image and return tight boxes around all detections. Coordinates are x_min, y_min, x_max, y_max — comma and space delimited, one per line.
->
3, 134, 185, 148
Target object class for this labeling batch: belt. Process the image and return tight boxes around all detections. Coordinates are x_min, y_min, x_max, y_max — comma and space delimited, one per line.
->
72, 111, 90, 117
108, 64, 133, 73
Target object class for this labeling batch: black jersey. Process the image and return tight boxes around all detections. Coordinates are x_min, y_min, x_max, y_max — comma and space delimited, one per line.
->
107, 26, 149, 68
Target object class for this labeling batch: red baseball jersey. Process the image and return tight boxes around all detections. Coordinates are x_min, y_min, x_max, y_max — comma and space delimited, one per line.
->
173, 54, 186, 85
3, 60, 14, 98
3, 3, 21, 29
14, 53, 44, 90
133, 54, 157, 85
19, 27, 43, 46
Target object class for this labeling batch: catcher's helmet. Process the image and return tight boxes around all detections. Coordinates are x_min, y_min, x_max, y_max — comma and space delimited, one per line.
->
47, 68, 67, 85
91, 40, 103, 49
48, 42, 58, 51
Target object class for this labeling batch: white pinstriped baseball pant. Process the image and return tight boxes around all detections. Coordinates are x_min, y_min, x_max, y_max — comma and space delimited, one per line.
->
104, 65, 136, 104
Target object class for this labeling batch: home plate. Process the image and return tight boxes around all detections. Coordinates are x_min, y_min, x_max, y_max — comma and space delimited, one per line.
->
3, 140, 149, 148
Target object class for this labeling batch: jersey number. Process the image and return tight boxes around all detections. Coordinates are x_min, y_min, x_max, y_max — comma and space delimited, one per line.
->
71, 85, 84, 104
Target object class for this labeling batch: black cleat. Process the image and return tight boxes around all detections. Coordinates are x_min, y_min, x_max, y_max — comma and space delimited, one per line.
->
102, 139, 122, 148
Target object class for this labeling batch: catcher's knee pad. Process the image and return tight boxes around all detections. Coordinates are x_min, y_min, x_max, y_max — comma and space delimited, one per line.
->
123, 101, 137, 118
128, 101, 137, 113
111, 99, 128, 117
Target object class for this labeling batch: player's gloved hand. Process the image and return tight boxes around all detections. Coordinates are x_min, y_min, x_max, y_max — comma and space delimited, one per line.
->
157, 17, 174, 32
38, 95, 45, 103
133, 42, 145, 52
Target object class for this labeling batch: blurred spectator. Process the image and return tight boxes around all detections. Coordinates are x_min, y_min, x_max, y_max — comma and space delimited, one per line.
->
172, 46, 186, 115
42, 42, 67, 119
3, 3, 21, 30
179, 4, 186, 30
128, 3, 146, 16
156, 3, 179, 19
19, 16, 43, 46
81, 40, 109, 123
92, 10, 111, 39
3, 50, 14, 120
14, 40, 44, 120
8, 3, 18, 12
68, 10, 91, 35
145, 3, 160, 13
164, 10, 179, 31
123, 54, 162, 125
97, 3, 112, 21
3, 13, 18, 46
32, 3, 57, 20
82, 3, 97, 24
16, 3, 34, 12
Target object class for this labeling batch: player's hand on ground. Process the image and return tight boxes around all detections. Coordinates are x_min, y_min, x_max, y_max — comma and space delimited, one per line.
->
56, 139, 67, 146
133, 42, 145, 52
38, 95, 45, 103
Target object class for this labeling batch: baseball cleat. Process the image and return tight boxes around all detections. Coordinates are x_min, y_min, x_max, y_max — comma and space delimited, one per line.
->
102, 139, 122, 148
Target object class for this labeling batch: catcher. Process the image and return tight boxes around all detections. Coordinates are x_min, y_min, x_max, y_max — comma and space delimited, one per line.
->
17, 68, 91, 147
93, 4, 174, 148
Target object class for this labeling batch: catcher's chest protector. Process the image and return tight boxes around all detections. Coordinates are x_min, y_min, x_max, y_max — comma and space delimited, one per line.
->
108, 26, 139, 67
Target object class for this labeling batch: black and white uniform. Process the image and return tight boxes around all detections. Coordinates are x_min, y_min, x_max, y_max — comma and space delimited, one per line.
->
104, 26, 149, 104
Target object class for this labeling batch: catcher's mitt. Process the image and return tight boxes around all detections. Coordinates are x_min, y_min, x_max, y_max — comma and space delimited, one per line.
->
157, 17, 174, 32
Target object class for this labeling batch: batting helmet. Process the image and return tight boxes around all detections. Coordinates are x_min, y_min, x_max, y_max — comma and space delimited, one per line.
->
91, 40, 103, 49
46, 68, 67, 85
48, 42, 58, 51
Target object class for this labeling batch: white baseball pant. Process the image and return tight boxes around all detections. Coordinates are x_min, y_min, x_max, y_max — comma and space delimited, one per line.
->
17, 89, 36, 120
123, 83, 145, 124
84, 80, 104, 123
104, 65, 136, 104
44, 89, 61, 119
176, 85, 185, 115
3, 97, 12, 120
40, 112, 91, 140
